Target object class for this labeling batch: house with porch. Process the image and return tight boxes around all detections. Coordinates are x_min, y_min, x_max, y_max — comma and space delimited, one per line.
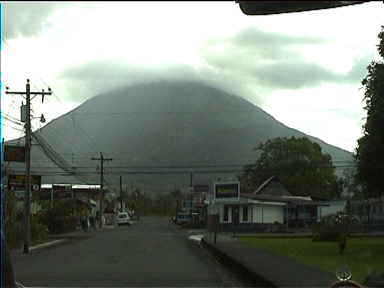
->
213, 176, 328, 232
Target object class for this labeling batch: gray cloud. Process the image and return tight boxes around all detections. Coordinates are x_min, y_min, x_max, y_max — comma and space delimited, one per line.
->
232, 27, 326, 47
57, 27, 372, 106
231, 27, 326, 60
58, 60, 257, 104
201, 27, 372, 90
252, 60, 340, 89
3, 3, 63, 39
205, 27, 327, 61
346, 55, 372, 84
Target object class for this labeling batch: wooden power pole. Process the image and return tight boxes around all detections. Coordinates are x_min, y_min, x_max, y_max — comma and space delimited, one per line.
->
6, 79, 52, 254
120, 176, 123, 212
92, 152, 112, 228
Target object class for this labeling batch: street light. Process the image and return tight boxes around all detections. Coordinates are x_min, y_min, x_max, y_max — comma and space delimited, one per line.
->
30, 114, 46, 123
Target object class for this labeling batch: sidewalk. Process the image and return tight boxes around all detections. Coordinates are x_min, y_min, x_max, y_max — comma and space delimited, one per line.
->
11, 224, 115, 257
47, 224, 115, 239
202, 232, 335, 288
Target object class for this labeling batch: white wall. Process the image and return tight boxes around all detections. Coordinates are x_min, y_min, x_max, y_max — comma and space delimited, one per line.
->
252, 205, 284, 224
318, 200, 346, 219
217, 203, 284, 224
265, 205, 284, 223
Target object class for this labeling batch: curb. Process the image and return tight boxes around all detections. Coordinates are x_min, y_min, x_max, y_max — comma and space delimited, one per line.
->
201, 238, 277, 288
14, 227, 112, 254
30, 239, 67, 251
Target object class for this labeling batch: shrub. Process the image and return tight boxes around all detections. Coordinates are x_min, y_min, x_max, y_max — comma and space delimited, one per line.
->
5, 215, 48, 249
312, 212, 349, 242
30, 215, 48, 242
40, 199, 79, 234
6, 221, 24, 249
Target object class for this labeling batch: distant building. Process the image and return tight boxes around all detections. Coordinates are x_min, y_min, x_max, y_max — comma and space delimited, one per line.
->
317, 200, 346, 220
210, 176, 328, 232
348, 197, 384, 223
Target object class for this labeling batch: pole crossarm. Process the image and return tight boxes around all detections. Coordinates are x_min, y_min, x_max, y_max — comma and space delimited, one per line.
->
5, 79, 52, 254
92, 152, 112, 228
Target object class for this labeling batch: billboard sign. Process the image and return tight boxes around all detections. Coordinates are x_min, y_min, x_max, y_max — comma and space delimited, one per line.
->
4, 145, 25, 162
213, 182, 240, 201
38, 188, 52, 201
193, 184, 210, 193
8, 175, 41, 192
53, 185, 73, 199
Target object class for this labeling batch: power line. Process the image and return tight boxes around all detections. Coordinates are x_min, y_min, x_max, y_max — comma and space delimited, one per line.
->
2, 116, 23, 127
92, 152, 112, 228
5, 79, 52, 254
30, 79, 104, 171
32, 131, 91, 183
1, 112, 22, 123
13, 163, 358, 170
26, 152, 356, 164
12, 164, 358, 174
3, 124, 25, 133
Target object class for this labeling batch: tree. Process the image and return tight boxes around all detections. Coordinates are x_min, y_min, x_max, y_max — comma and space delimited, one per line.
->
240, 136, 341, 199
355, 26, 384, 198
342, 166, 363, 199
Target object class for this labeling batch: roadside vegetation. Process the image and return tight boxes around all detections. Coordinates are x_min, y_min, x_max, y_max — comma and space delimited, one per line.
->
240, 236, 384, 283
5, 190, 48, 249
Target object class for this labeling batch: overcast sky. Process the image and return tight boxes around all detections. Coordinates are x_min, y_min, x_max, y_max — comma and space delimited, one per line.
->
1, 1, 384, 153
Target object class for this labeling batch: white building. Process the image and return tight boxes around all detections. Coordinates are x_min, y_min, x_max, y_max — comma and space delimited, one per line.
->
209, 176, 328, 232
216, 198, 286, 225
317, 200, 346, 220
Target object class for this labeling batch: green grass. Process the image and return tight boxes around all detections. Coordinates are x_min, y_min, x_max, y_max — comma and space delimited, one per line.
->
240, 237, 384, 283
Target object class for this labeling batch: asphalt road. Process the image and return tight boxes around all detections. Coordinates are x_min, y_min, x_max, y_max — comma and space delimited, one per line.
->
11, 217, 244, 287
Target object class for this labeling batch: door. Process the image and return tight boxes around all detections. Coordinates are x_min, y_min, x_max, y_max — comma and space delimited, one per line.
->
232, 206, 240, 225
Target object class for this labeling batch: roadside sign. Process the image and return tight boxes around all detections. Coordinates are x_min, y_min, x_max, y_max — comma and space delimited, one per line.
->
193, 184, 210, 193
53, 185, 72, 199
14, 190, 32, 200
38, 188, 52, 200
8, 175, 41, 191
213, 182, 240, 201
4, 145, 25, 162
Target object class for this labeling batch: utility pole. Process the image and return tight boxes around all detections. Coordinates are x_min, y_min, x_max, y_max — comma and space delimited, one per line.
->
190, 172, 194, 221
92, 152, 112, 228
126, 186, 128, 211
120, 176, 123, 212
143, 191, 146, 216
6, 79, 51, 254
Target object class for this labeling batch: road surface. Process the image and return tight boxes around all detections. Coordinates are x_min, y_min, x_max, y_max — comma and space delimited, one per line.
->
11, 217, 244, 287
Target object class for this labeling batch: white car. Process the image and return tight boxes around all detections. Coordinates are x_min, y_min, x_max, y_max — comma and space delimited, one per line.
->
116, 212, 131, 226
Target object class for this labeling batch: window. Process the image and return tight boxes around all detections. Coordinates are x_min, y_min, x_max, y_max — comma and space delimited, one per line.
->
224, 205, 229, 222
243, 206, 248, 222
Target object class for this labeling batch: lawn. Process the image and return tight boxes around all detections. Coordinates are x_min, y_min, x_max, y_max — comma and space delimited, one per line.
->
240, 236, 384, 283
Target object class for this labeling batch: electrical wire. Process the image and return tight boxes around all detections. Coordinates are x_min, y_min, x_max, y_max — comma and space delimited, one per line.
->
1, 112, 21, 123
3, 125, 24, 133
9, 164, 357, 170
1, 36, 357, 188
11, 163, 358, 174
0, 35, 102, 185
2, 115, 23, 127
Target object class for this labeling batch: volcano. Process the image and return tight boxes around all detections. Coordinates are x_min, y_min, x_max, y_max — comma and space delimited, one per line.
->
7, 81, 353, 194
